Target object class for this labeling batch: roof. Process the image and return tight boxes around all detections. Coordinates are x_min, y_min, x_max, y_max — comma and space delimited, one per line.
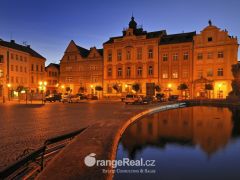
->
0, 39, 46, 59
160, 32, 196, 45
46, 63, 60, 70
76, 45, 90, 58
103, 30, 166, 45
97, 49, 103, 56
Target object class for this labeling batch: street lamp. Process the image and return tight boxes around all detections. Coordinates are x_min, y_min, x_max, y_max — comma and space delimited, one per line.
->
39, 81, 47, 104
90, 85, 94, 94
218, 83, 222, 99
167, 83, 172, 97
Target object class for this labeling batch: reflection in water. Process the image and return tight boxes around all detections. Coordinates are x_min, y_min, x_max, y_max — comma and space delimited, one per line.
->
115, 106, 240, 180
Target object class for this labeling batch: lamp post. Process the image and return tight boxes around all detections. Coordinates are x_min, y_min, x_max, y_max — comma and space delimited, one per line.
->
90, 85, 94, 95
7, 83, 11, 101
39, 81, 47, 104
167, 83, 172, 97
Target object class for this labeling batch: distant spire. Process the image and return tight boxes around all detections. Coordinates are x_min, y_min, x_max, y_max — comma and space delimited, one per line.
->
208, 19, 212, 26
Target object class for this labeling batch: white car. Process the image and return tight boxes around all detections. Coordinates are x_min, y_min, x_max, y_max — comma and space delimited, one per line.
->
124, 94, 142, 104
62, 94, 80, 103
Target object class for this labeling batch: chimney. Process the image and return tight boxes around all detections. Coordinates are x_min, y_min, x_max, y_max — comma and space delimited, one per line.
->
10, 40, 15, 43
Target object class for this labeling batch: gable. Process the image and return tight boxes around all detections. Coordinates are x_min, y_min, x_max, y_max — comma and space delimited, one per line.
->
65, 40, 80, 53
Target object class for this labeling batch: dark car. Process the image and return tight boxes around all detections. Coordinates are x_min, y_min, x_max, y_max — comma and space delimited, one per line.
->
156, 93, 166, 102
45, 94, 62, 102
142, 96, 156, 104
168, 95, 179, 101
76, 93, 87, 100
86, 94, 98, 100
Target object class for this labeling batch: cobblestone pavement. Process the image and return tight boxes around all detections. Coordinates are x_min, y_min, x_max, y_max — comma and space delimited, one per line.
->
0, 101, 149, 170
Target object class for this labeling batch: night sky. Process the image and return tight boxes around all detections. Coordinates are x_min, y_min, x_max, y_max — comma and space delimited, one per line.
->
0, 0, 239, 64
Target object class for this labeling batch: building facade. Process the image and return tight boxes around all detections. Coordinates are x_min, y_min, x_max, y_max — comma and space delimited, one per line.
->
0, 39, 46, 102
60, 40, 103, 95
45, 63, 60, 94
103, 17, 238, 98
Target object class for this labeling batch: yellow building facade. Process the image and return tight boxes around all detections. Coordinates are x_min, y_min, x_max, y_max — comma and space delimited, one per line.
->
103, 17, 238, 98
45, 63, 60, 94
60, 40, 103, 95
0, 39, 46, 102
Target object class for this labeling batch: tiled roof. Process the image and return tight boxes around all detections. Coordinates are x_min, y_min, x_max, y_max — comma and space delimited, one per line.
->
76, 45, 90, 58
160, 32, 196, 45
46, 63, 60, 70
0, 39, 46, 59
103, 30, 166, 45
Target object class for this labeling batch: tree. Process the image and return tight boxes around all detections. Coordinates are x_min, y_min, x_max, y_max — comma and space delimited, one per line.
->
79, 87, 85, 93
229, 63, 240, 97
178, 83, 188, 99
205, 83, 213, 98
132, 83, 140, 93
65, 87, 71, 93
155, 85, 161, 92
95, 86, 103, 91
112, 84, 120, 93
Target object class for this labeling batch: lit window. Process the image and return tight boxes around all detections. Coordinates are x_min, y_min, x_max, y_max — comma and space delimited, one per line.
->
163, 54, 168, 61
173, 53, 178, 61
183, 52, 189, 60
207, 69, 213, 77
197, 53, 203, 60
207, 52, 213, 59
217, 68, 223, 76
218, 51, 224, 58
162, 72, 168, 79
107, 84, 112, 93
172, 71, 178, 79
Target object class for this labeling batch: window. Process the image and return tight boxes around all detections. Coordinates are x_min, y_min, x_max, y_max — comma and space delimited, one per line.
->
208, 37, 213, 42
11, 65, 14, 71
107, 84, 112, 93
198, 71, 203, 78
11, 54, 14, 59
108, 51, 112, 62
172, 71, 178, 79
126, 67, 131, 77
183, 52, 189, 60
207, 69, 213, 77
66, 77, 73, 82
148, 49, 153, 59
218, 51, 224, 58
117, 68, 122, 77
31, 76, 34, 83
162, 72, 168, 79
148, 66, 153, 75
31, 64, 34, 71
137, 48, 142, 60
182, 71, 188, 78
107, 68, 112, 77
117, 50, 122, 61
207, 52, 213, 59
0, 55, 3, 63
15, 65, 18, 72
137, 67, 142, 76
0, 70, 3, 77
126, 50, 131, 60
163, 54, 168, 61
197, 53, 203, 60
173, 53, 178, 61
36, 65, 39, 71
217, 68, 223, 76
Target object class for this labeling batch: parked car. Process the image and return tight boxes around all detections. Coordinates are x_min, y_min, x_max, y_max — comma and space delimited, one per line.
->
124, 94, 142, 104
142, 96, 157, 104
76, 93, 87, 100
168, 95, 179, 101
86, 94, 98, 100
44, 94, 62, 102
156, 93, 166, 102
69, 95, 81, 103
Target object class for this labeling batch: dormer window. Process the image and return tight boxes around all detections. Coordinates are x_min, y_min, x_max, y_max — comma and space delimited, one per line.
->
208, 37, 213, 42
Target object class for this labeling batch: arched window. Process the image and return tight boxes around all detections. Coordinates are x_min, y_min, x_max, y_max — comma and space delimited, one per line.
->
137, 67, 142, 76
148, 66, 153, 75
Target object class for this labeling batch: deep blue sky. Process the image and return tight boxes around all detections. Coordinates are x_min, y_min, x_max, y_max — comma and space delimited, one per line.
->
0, 0, 239, 65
